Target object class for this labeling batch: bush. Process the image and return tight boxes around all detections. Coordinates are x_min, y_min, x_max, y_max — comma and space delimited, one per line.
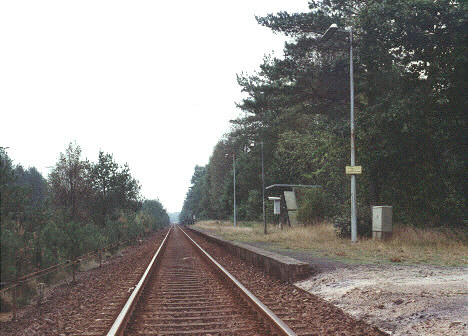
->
238, 190, 262, 221
297, 189, 333, 224
333, 215, 372, 239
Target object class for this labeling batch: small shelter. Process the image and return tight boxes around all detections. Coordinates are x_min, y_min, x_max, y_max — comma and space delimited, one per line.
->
265, 184, 320, 226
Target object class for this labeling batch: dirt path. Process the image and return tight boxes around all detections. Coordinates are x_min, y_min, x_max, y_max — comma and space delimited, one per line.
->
296, 264, 467, 335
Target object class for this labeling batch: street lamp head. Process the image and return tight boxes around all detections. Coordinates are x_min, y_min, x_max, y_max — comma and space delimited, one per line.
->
320, 23, 338, 41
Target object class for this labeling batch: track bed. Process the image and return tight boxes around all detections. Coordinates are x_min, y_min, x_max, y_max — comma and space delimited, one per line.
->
125, 227, 271, 335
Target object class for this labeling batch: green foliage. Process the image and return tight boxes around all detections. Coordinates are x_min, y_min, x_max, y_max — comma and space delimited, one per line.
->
297, 189, 333, 224
1, 148, 50, 281
139, 199, 170, 231
48, 142, 91, 222
180, 165, 207, 221
0, 144, 169, 286
1, 148, 28, 222
59, 220, 89, 260
0, 218, 22, 281
88, 151, 142, 226
238, 190, 262, 221
355, 0, 467, 226
41, 220, 62, 265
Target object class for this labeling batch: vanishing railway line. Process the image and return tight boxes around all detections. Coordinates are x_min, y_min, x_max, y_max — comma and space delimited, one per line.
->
1, 225, 386, 336
106, 225, 296, 336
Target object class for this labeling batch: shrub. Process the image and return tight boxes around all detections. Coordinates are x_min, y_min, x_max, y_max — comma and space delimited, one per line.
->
238, 190, 262, 221
297, 189, 333, 224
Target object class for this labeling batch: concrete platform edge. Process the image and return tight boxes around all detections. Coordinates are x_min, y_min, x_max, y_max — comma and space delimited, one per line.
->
186, 226, 310, 283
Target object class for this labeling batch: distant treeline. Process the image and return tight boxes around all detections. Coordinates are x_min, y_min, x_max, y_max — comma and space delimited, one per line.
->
168, 212, 180, 223
0, 143, 170, 282
181, 0, 466, 228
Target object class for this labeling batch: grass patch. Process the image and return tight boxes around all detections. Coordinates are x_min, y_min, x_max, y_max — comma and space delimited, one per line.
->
194, 220, 468, 266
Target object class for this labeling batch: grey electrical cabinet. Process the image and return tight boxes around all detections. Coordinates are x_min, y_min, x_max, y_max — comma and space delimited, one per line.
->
372, 206, 392, 240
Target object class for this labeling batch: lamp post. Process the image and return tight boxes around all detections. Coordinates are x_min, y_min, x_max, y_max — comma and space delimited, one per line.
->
261, 141, 266, 235
225, 153, 237, 227
249, 141, 267, 234
320, 24, 358, 243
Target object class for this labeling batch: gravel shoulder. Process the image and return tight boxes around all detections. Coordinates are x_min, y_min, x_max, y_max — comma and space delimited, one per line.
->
239, 240, 467, 336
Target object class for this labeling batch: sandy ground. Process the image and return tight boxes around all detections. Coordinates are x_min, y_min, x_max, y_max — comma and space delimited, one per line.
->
296, 264, 468, 335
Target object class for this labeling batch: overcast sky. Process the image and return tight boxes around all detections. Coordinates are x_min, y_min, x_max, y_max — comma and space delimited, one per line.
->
0, 0, 309, 213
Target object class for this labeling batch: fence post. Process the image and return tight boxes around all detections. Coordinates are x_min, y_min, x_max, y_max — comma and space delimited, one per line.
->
37, 283, 45, 306
99, 250, 102, 268
13, 285, 17, 321
13, 255, 20, 321
52, 245, 58, 263
72, 259, 76, 282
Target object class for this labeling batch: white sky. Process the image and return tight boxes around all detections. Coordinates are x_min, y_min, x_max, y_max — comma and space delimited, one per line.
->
0, 0, 309, 213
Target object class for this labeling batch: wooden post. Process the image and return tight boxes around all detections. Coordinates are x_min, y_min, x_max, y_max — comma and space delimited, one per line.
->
72, 259, 76, 282
52, 245, 58, 263
37, 283, 45, 306
13, 285, 17, 321
35, 248, 42, 269
13, 255, 20, 321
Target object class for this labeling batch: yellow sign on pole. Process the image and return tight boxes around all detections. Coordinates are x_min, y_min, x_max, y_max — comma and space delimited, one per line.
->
346, 166, 362, 175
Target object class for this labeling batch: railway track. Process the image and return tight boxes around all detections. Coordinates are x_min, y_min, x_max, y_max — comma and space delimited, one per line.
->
106, 225, 296, 336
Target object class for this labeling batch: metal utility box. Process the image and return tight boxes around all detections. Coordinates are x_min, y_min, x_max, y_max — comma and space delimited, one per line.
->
372, 206, 393, 240
268, 197, 281, 215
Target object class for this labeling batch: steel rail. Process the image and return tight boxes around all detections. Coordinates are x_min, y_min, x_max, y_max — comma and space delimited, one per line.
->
106, 225, 172, 336
178, 225, 297, 336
